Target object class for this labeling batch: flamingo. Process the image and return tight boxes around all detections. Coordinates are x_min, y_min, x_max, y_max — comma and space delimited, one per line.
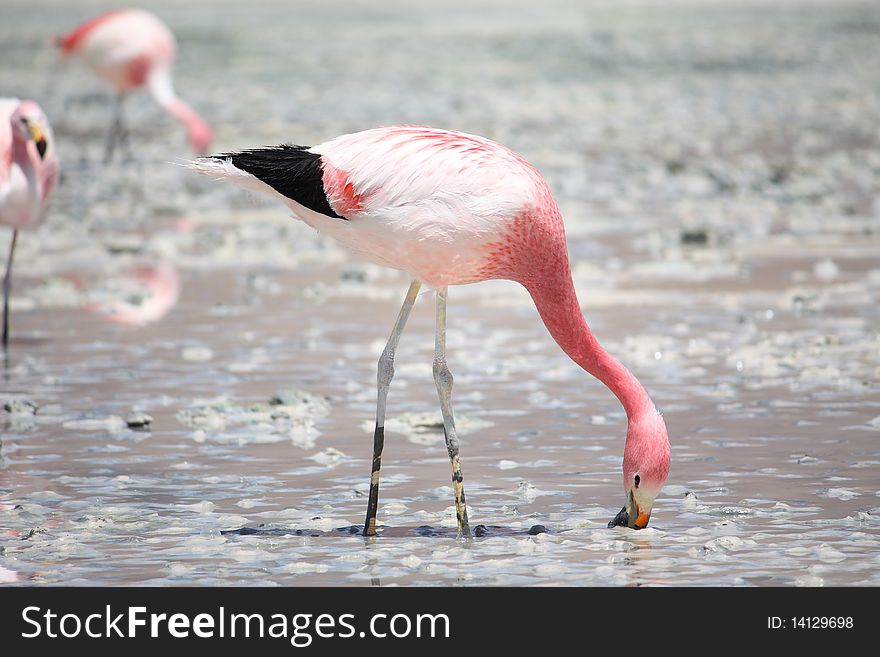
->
0, 99, 58, 351
190, 126, 671, 536
86, 260, 181, 326
53, 9, 213, 161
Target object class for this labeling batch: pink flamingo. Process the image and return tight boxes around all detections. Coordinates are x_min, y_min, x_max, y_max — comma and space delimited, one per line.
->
0, 99, 58, 350
190, 126, 671, 536
54, 9, 213, 161
86, 260, 181, 326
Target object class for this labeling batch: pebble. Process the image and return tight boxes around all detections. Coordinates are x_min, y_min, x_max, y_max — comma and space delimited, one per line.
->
125, 412, 153, 429
813, 259, 840, 282
181, 346, 214, 362
2, 399, 38, 415
310, 448, 346, 467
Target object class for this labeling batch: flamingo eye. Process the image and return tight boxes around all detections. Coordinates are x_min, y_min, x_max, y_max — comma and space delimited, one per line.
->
634, 475, 640, 488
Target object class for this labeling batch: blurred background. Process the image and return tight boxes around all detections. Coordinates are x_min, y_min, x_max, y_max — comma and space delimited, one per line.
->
0, 0, 878, 586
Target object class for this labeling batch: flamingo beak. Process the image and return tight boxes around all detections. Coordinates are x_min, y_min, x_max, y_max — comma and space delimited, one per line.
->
26, 121, 47, 159
608, 490, 651, 529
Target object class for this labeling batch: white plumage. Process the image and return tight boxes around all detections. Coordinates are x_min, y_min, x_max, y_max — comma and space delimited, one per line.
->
191, 126, 551, 287
73, 10, 176, 91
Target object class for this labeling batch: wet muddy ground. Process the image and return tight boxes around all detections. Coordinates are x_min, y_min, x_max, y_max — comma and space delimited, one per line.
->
1, 0, 879, 586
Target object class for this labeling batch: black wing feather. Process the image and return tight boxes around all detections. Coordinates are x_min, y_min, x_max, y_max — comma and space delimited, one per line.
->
214, 144, 343, 219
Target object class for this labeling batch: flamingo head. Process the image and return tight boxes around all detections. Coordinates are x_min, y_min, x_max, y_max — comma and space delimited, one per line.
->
11, 101, 52, 162
185, 115, 214, 155
609, 409, 670, 529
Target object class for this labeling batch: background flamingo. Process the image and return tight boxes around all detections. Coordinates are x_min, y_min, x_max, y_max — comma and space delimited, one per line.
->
85, 260, 181, 326
191, 125, 671, 537
0, 98, 58, 351
54, 9, 213, 161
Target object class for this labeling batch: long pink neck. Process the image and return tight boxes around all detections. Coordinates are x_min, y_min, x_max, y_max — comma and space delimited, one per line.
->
478, 200, 657, 422
0, 116, 11, 187
525, 270, 655, 421
11, 136, 40, 204
147, 70, 212, 153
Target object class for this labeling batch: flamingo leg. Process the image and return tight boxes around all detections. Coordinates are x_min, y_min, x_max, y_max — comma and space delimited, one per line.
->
2, 229, 19, 351
433, 287, 471, 538
104, 93, 130, 163
363, 279, 421, 537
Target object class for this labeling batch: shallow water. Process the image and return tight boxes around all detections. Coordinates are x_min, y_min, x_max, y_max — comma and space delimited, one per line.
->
1, 0, 879, 586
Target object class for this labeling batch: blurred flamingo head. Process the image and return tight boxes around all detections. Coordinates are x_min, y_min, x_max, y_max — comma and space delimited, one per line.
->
186, 115, 213, 154
11, 101, 51, 160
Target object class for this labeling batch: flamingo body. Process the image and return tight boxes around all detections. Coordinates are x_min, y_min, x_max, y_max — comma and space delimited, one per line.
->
192, 126, 670, 531
196, 127, 555, 288
56, 9, 212, 153
1, 98, 58, 348
59, 10, 174, 92
0, 99, 58, 230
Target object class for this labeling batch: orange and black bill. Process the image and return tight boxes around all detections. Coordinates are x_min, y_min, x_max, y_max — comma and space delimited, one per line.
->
607, 491, 650, 529
26, 121, 47, 158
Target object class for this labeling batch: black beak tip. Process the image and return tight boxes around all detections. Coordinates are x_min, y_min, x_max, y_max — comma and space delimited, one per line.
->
608, 505, 630, 528
36, 138, 47, 159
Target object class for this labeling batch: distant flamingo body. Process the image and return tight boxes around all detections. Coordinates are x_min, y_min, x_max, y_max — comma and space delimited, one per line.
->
86, 260, 181, 326
0, 99, 58, 349
191, 126, 670, 536
55, 9, 212, 159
